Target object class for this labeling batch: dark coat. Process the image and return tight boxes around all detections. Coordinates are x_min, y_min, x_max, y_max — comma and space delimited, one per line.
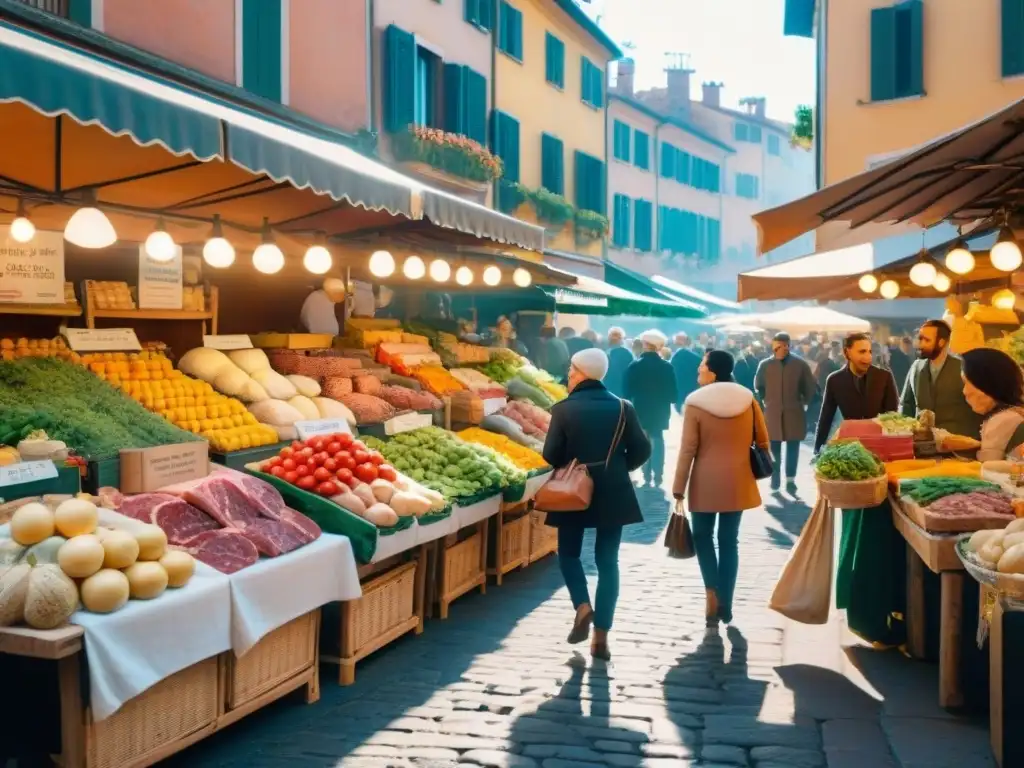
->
670, 347, 702, 410
734, 353, 759, 392
888, 347, 911, 393
754, 355, 818, 441
901, 355, 983, 439
814, 365, 899, 452
541, 380, 651, 529
535, 337, 570, 382
603, 345, 634, 398
624, 351, 679, 432
565, 337, 594, 357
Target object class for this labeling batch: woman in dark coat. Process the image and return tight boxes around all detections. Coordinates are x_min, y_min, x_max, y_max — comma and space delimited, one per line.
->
623, 330, 679, 487
543, 348, 651, 660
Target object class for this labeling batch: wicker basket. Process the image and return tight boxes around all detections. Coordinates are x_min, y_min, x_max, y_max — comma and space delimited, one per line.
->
528, 510, 558, 563
226, 610, 318, 709
87, 657, 219, 768
343, 560, 417, 658
442, 531, 484, 599
500, 514, 531, 569
815, 473, 888, 508
957, 536, 1024, 599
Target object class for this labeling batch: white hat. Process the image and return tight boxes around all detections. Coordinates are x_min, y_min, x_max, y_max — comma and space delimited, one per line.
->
571, 348, 609, 381
641, 329, 667, 349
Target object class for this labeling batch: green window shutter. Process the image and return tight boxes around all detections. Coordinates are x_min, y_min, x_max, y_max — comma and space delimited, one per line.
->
479, 0, 495, 31
613, 121, 631, 161
634, 130, 649, 170
1004, 0, 1024, 76
692, 158, 704, 190
768, 134, 781, 155
676, 151, 691, 185
709, 163, 720, 193
541, 133, 564, 194
68, 0, 92, 26
900, 0, 924, 97
580, 57, 591, 104
870, 6, 897, 101
580, 57, 602, 107
708, 218, 721, 262
634, 199, 651, 251
444, 64, 467, 135
733, 122, 748, 142
465, 0, 480, 24
383, 25, 416, 132
498, 2, 522, 59
242, 0, 283, 102
660, 143, 675, 177
612, 194, 627, 247
545, 33, 565, 87
619, 196, 631, 247
783, 0, 815, 37
749, 126, 762, 143
592, 64, 604, 108
574, 150, 588, 210
464, 67, 488, 144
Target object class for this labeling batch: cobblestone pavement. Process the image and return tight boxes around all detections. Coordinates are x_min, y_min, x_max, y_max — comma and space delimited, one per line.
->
165, 417, 995, 768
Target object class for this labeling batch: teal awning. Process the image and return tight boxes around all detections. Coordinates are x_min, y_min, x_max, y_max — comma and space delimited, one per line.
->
540, 274, 706, 318
603, 262, 742, 313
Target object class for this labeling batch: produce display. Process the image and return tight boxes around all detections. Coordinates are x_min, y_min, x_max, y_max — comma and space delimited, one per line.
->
500, 400, 551, 438
481, 414, 545, 452
875, 412, 920, 434
966, 517, 1024, 574
899, 476, 1000, 505
413, 365, 465, 397
86, 280, 135, 310
885, 459, 982, 481
479, 349, 525, 384
932, 429, 982, 453
449, 368, 506, 399
456, 428, 549, 471
914, 490, 1015, 531
812, 441, 885, 480
1, 336, 80, 362
378, 385, 442, 412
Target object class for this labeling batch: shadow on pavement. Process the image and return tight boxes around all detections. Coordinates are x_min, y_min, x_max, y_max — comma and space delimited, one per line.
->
762, 488, 812, 546
623, 483, 672, 545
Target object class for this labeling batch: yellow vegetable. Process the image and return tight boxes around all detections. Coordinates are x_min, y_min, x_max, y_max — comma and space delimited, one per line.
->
457, 428, 549, 470
124, 561, 169, 600
10, 503, 55, 546
80, 569, 130, 614
100, 529, 140, 570
53, 498, 98, 538
56, 535, 105, 579
159, 550, 195, 588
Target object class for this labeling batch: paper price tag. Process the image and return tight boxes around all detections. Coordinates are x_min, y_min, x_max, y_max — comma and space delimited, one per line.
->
64, 327, 142, 352
384, 412, 433, 436
0, 460, 59, 488
483, 397, 507, 416
203, 335, 253, 350
295, 419, 353, 440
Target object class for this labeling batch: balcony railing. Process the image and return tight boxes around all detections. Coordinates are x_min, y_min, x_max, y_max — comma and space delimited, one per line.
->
14, 0, 69, 17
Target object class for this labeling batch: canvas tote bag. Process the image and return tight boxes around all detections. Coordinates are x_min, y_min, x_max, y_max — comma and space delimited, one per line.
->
769, 496, 834, 624
534, 400, 626, 513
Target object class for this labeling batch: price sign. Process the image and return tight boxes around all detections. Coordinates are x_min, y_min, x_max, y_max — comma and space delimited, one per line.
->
119, 442, 208, 494
64, 327, 142, 352
0, 460, 59, 488
295, 419, 353, 440
483, 397, 507, 417
203, 335, 253, 350
384, 412, 433, 436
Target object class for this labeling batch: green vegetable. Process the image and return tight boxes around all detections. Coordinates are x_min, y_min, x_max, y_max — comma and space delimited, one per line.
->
900, 476, 1000, 506
876, 412, 920, 434
813, 441, 884, 481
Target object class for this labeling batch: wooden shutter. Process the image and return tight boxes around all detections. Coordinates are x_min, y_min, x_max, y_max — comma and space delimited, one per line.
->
660, 143, 675, 178
546, 33, 565, 86
242, 0, 283, 102
870, 6, 897, 101
591, 63, 604, 108
465, 0, 480, 25
541, 133, 564, 194
444, 64, 467, 136
68, 0, 92, 26
500, 3, 522, 59
1004, 0, 1024, 76
634, 131, 649, 169
902, 0, 924, 97
709, 163, 721, 193
574, 150, 588, 210
634, 200, 651, 251
783, 0, 815, 37
733, 123, 748, 142
580, 57, 591, 104
676, 151, 691, 185
492, 112, 520, 182
463, 68, 488, 144
383, 25, 416, 132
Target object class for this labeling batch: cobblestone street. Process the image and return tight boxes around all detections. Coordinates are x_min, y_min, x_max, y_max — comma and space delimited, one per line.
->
166, 417, 995, 768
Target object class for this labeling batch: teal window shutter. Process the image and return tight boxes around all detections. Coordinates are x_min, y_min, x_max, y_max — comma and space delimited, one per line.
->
783, 0, 815, 37
692, 158, 704, 190
634, 199, 652, 251
574, 150, 587, 210
749, 126, 762, 143
1003, 0, 1024, 77
493, 112, 520, 182
242, 0, 283, 102
657, 205, 667, 251
581, 57, 602, 107
709, 218, 721, 262
541, 133, 564, 194
444, 64, 467, 135
68, 0, 92, 26
465, 0, 480, 24
899, 0, 924, 97
580, 57, 591, 104
591, 62, 604, 107
709, 162, 720, 193
574, 152, 605, 213
634, 130, 649, 170
383, 25, 416, 132
768, 134, 781, 155
479, 0, 495, 31
499, 2, 523, 60
612, 194, 629, 247
545, 33, 565, 87
733, 122, 748, 142
464, 67, 488, 144
613, 121, 631, 161
676, 151, 691, 185
870, 6, 897, 101
660, 143, 675, 178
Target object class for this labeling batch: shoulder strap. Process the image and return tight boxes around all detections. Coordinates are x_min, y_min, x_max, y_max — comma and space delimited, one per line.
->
603, 399, 628, 470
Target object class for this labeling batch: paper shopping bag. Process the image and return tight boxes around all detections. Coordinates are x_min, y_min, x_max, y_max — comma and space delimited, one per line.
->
769, 496, 834, 624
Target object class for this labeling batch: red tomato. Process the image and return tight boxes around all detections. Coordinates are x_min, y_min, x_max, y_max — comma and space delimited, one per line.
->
308, 438, 326, 452
323, 457, 338, 472
378, 464, 397, 482
317, 481, 339, 497
291, 441, 304, 451
266, 456, 283, 468
340, 455, 357, 471
338, 433, 354, 447
283, 470, 299, 484
351, 440, 366, 452
313, 466, 333, 483
281, 458, 297, 471
326, 441, 341, 455
336, 468, 354, 486
297, 475, 317, 491
368, 453, 384, 466
279, 447, 293, 459
336, 450, 352, 462
313, 451, 330, 466
355, 462, 379, 483
269, 466, 286, 478
298, 446, 314, 459
353, 449, 370, 465
295, 464, 311, 478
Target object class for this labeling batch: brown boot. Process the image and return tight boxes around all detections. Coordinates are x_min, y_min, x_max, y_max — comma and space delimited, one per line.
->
705, 589, 720, 628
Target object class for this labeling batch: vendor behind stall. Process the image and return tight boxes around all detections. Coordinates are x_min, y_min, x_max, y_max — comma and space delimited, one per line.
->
299, 278, 347, 335
961, 348, 1024, 461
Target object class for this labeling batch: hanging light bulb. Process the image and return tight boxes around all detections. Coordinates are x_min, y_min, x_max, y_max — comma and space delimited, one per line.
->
403, 255, 425, 279
455, 266, 474, 286
429, 259, 451, 282
483, 266, 502, 286
879, 279, 901, 300
368, 250, 395, 278
9, 200, 35, 243
144, 217, 177, 262
945, 239, 975, 275
932, 272, 952, 292
64, 192, 116, 249
513, 267, 532, 288
858, 274, 878, 293
990, 226, 1023, 272
303, 243, 332, 275
908, 252, 938, 287
202, 214, 235, 268
252, 218, 284, 275
993, 288, 1017, 310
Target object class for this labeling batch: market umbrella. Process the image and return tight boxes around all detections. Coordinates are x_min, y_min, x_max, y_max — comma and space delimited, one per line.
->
720, 323, 766, 335
747, 306, 870, 335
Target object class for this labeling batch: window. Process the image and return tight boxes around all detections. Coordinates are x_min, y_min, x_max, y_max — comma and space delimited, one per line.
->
871, 0, 924, 101
735, 173, 760, 199
541, 133, 564, 195
581, 57, 603, 108
783, 0, 815, 37
545, 33, 565, 88
1003, 0, 1024, 77
692, 157, 720, 192
656, 206, 720, 262
675, 149, 690, 185
241, 0, 283, 102
733, 122, 762, 144
633, 199, 653, 251
492, 111, 521, 211
660, 143, 676, 178
464, 0, 495, 31
767, 134, 781, 155
415, 46, 440, 127
634, 130, 650, 170
612, 121, 631, 162
382, 24, 416, 132
612, 194, 631, 248
498, 2, 523, 61
574, 151, 606, 214
443, 64, 488, 144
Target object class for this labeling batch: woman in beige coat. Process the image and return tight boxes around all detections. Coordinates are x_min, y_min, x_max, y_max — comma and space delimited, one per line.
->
674, 349, 770, 626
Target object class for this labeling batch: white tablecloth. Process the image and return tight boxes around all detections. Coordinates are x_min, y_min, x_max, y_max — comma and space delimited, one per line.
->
415, 514, 458, 545
371, 524, 419, 563
226, 533, 360, 655
453, 495, 502, 528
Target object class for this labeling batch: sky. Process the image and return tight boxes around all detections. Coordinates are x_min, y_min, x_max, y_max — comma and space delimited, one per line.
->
581, 0, 817, 123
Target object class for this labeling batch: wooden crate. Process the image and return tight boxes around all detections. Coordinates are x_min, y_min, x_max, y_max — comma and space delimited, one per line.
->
488, 510, 530, 584
86, 656, 220, 768
438, 522, 488, 619
528, 510, 558, 564
222, 609, 320, 719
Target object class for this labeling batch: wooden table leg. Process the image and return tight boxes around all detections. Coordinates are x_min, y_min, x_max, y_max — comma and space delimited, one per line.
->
479, 517, 489, 596
939, 571, 964, 709
991, 596, 1005, 767
413, 544, 427, 635
906, 542, 927, 659
494, 512, 505, 586
58, 653, 86, 768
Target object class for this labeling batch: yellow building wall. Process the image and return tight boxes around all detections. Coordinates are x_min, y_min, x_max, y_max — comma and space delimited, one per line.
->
823, 0, 1024, 186
494, 0, 610, 257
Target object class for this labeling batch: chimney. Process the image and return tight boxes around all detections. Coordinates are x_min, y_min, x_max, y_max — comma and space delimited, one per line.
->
701, 81, 723, 108
664, 52, 694, 116
741, 96, 767, 119
616, 58, 635, 96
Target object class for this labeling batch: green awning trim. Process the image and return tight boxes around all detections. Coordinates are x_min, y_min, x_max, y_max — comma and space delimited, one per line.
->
539, 282, 705, 319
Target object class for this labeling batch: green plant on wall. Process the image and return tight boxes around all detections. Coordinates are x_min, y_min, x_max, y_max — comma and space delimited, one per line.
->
392, 125, 504, 182
529, 187, 575, 227
792, 105, 813, 149
574, 209, 609, 242
496, 180, 529, 213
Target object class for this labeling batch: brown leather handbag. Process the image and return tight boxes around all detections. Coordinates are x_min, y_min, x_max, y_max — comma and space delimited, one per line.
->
534, 400, 627, 513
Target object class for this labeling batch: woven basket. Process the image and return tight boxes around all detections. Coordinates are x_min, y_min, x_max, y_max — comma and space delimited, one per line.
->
815, 473, 888, 508
227, 610, 318, 709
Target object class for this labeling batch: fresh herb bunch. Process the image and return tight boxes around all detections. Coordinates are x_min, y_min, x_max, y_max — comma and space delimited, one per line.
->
813, 441, 884, 481
900, 477, 1000, 506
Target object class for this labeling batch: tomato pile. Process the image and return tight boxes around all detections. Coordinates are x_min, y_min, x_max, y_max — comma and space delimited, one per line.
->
262, 432, 398, 497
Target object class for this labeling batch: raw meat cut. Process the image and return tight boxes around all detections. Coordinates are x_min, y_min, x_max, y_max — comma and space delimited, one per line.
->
118, 492, 176, 519
279, 507, 321, 539
180, 529, 259, 574
118, 493, 220, 546
219, 469, 287, 518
